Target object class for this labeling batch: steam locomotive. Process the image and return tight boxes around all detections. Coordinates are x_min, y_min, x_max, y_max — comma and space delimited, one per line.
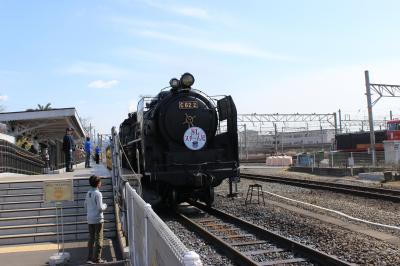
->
119, 73, 239, 206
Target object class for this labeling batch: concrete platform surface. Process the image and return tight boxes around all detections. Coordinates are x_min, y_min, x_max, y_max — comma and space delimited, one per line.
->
0, 239, 125, 266
0, 162, 111, 183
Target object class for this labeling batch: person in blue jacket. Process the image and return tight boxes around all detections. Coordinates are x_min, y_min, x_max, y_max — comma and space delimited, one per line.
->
84, 137, 92, 168
85, 175, 107, 264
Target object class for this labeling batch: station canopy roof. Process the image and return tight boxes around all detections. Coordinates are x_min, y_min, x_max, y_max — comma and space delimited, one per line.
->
0, 108, 86, 141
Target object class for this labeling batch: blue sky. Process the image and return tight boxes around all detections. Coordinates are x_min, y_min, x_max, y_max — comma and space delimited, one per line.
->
1, 0, 400, 133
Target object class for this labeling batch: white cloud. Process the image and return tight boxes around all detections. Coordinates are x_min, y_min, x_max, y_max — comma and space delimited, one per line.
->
169, 6, 209, 20
110, 16, 197, 32
144, 0, 210, 20
114, 47, 178, 65
60, 61, 131, 78
137, 30, 295, 61
88, 80, 120, 89
0, 95, 8, 101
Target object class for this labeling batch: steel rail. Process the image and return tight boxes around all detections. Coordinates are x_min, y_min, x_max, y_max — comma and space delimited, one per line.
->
178, 212, 258, 266
241, 173, 400, 202
179, 202, 352, 266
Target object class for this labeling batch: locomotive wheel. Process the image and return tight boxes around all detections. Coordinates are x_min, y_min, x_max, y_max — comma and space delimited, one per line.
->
205, 186, 214, 208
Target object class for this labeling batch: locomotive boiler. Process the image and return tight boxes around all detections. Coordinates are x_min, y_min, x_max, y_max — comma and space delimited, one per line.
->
119, 73, 239, 206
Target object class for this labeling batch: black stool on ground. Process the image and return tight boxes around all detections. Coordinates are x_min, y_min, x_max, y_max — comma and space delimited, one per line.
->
245, 184, 265, 205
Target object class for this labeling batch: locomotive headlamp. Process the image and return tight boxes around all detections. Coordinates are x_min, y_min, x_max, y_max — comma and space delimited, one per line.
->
169, 78, 180, 88
180, 72, 195, 88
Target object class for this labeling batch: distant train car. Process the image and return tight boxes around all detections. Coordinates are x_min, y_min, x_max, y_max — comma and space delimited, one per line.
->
335, 130, 386, 152
119, 73, 239, 206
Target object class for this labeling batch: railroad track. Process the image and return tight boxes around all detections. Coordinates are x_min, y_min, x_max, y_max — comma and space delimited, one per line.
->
178, 202, 352, 266
241, 173, 400, 203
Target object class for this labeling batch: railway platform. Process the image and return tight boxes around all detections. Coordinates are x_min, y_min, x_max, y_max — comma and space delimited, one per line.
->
0, 162, 125, 266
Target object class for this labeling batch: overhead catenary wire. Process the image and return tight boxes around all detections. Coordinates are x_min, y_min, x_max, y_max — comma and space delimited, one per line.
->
261, 189, 400, 231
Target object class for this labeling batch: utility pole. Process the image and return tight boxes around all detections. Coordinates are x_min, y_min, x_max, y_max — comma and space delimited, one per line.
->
244, 124, 248, 160
365, 70, 376, 166
99, 133, 103, 161
281, 126, 284, 154
274, 123, 278, 155
338, 109, 342, 133
390, 110, 393, 120
333, 112, 338, 135
320, 125, 324, 151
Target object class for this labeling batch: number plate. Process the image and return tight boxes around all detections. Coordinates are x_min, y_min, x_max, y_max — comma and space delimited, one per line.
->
179, 101, 198, 109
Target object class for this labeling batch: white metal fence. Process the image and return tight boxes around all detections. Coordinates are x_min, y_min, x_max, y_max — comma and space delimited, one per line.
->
110, 127, 202, 266
295, 151, 386, 168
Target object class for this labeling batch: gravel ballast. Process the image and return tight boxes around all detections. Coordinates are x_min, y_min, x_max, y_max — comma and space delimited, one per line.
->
215, 178, 400, 265
234, 177, 400, 237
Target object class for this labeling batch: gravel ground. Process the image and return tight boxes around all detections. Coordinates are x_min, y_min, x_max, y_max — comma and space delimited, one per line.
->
229, 177, 400, 238
215, 180, 400, 265
159, 211, 235, 266
241, 166, 400, 189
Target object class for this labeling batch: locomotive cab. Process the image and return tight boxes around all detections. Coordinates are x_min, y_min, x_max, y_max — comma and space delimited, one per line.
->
387, 120, 400, 141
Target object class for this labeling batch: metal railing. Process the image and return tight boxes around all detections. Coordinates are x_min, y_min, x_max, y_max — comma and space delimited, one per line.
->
110, 127, 202, 266
295, 150, 386, 168
0, 139, 44, 174
329, 151, 385, 168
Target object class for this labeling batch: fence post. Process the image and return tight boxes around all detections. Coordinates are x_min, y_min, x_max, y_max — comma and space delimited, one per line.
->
312, 153, 315, 172
126, 188, 134, 265
350, 152, 354, 176
144, 203, 152, 266
183, 251, 202, 266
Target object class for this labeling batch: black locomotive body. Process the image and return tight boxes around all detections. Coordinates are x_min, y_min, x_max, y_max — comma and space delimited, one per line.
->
119, 73, 239, 206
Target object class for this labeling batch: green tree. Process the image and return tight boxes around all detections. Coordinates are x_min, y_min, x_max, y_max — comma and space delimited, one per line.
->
37, 103, 52, 110
26, 103, 52, 112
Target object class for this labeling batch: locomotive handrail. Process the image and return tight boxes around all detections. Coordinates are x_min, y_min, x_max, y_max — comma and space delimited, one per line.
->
110, 126, 203, 266
126, 138, 142, 146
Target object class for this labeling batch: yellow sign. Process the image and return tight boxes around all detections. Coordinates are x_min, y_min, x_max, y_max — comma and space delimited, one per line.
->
43, 180, 74, 202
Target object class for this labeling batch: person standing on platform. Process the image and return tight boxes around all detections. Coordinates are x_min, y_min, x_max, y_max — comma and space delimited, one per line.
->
95, 146, 100, 164
62, 128, 74, 172
42, 146, 50, 173
85, 175, 107, 264
85, 137, 92, 168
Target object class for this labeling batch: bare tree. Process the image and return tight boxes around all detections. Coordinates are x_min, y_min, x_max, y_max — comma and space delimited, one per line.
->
80, 117, 92, 136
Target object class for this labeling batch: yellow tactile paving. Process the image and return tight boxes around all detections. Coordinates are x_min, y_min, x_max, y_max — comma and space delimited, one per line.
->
0, 241, 86, 254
